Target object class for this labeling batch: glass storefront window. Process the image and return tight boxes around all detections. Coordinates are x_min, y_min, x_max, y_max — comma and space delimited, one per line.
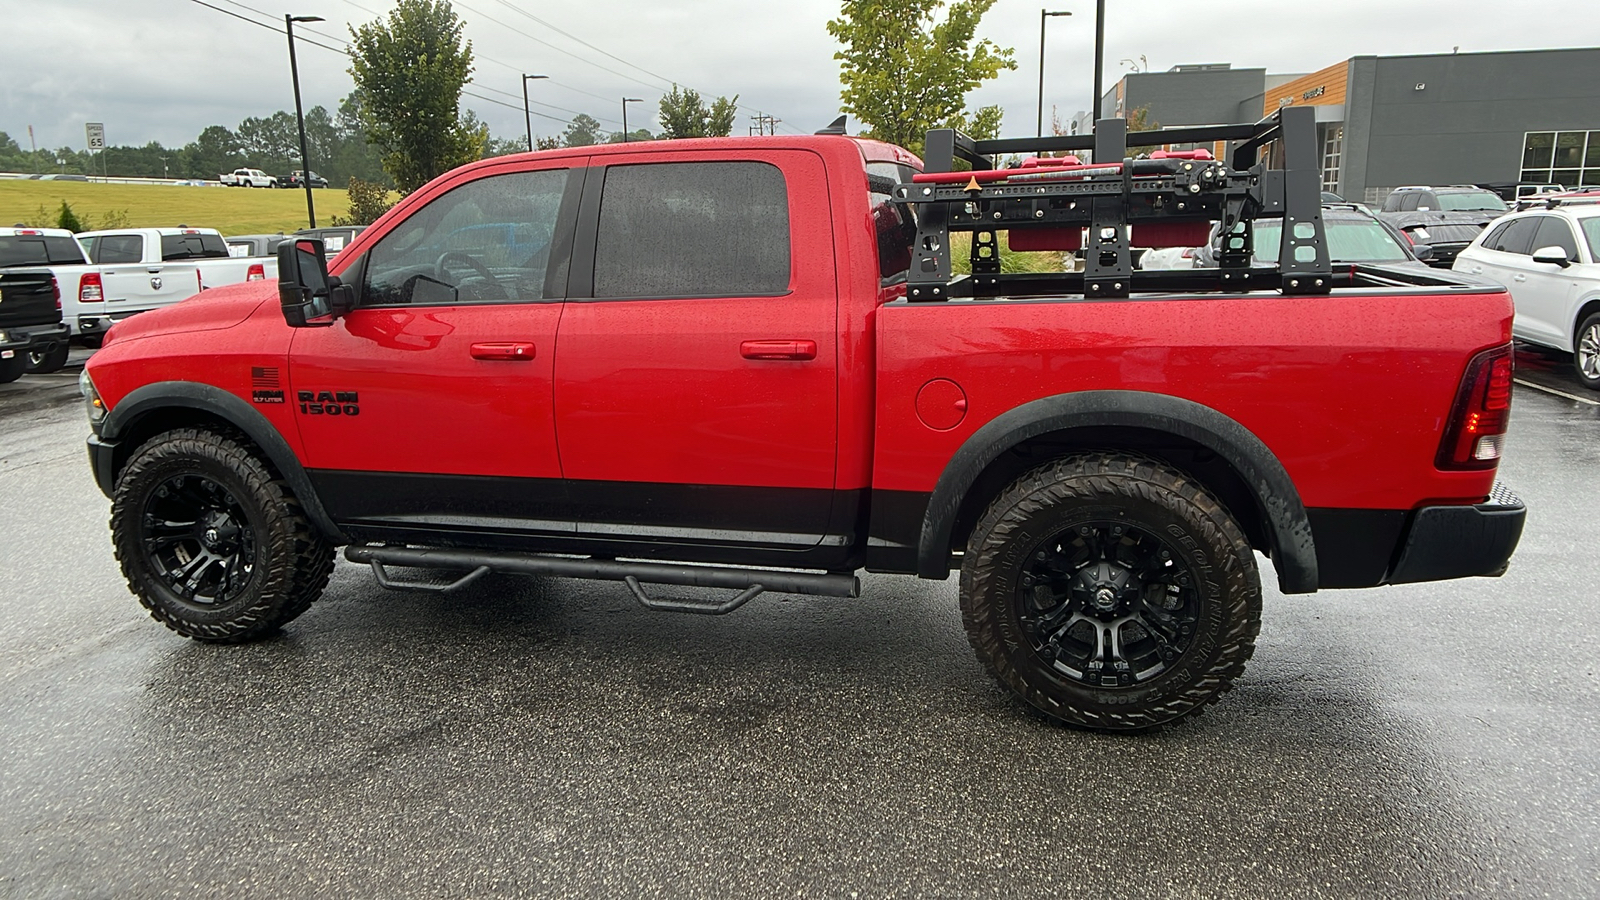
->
1522, 131, 1600, 188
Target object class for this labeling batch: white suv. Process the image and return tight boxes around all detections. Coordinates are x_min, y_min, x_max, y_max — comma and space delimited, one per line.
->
1453, 199, 1600, 390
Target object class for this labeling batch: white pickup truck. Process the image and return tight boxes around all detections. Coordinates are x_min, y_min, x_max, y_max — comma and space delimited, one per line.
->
219, 167, 278, 188
71, 227, 276, 348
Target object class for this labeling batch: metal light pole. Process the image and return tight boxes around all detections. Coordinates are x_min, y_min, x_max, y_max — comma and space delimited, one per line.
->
285, 13, 323, 229
1092, 0, 1106, 125
522, 74, 548, 152
1037, 10, 1071, 137
622, 98, 642, 142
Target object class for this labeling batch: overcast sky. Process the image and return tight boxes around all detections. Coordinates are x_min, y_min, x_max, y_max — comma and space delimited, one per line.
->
4, 0, 1600, 153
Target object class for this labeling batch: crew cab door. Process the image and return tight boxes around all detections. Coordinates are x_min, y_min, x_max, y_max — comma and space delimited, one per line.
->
289, 161, 581, 539
552, 151, 840, 553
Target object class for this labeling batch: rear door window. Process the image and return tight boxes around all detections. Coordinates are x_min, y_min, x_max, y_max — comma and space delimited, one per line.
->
592, 161, 790, 299
1491, 218, 1540, 255
868, 162, 918, 284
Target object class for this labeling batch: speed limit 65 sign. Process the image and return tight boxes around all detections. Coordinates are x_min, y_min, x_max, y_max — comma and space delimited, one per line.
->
86, 123, 105, 151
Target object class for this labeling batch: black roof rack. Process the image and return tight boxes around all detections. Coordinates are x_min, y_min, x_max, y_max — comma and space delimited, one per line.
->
895, 105, 1331, 300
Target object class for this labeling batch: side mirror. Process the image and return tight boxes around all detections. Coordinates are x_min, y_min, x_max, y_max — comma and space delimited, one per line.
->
276, 238, 352, 326
1531, 245, 1571, 267
1411, 242, 1434, 262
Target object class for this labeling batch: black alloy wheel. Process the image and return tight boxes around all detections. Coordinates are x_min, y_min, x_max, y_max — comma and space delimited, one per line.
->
1016, 520, 1199, 689
139, 473, 259, 608
111, 428, 334, 642
961, 453, 1261, 731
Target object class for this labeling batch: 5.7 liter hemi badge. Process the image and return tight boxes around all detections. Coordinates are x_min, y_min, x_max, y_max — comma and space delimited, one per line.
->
250, 366, 284, 404
298, 390, 359, 416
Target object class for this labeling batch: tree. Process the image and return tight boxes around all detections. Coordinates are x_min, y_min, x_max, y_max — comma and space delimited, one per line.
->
562, 114, 604, 147
347, 0, 485, 193
1125, 105, 1160, 134
827, 0, 1016, 155
606, 129, 655, 144
180, 125, 244, 179
657, 85, 740, 139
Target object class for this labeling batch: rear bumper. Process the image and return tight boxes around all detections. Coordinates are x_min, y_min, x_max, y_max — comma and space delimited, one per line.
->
0, 322, 70, 352
1388, 482, 1526, 583
77, 308, 151, 337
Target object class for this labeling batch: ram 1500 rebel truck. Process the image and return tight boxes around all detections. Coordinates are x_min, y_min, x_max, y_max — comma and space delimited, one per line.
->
81, 109, 1526, 731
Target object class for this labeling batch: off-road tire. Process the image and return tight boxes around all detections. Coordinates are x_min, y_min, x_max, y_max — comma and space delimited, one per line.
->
960, 453, 1261, 731
1575, 311, 1600, 391
111, 427, 334, 643
24, 342, 69, 374
0, 353, 25, 384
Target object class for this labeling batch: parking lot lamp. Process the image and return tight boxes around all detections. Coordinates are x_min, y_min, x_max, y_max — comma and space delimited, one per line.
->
286, 13, 323, 228
522, 74, 549, 152
622, 98, 642, 142
1038, 10, 1071, 137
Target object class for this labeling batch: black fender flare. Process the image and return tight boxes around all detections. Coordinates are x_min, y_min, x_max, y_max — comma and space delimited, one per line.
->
99, 380, 346, 544
917, 390, 1318, 594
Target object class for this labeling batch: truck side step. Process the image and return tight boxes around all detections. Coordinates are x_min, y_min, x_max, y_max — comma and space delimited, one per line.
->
343, 545, 860, 614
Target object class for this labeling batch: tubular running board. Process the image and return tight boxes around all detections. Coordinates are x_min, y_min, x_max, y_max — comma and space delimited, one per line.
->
343, 545, 860, 615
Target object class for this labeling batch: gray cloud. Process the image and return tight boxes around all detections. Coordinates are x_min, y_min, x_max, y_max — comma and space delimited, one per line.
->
4, 0, 1598, 153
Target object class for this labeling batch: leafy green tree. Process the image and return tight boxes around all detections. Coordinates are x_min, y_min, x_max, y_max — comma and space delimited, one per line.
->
657, 85, 740, 139
607, 129, 655, 144
333, 177, 396, 226
179, 125, 244, 179
536, 136, 560, 151
348, 0, 485, 193
236, 112, 299, 172
562, 114, 604, 147
827, 0, 1015, 155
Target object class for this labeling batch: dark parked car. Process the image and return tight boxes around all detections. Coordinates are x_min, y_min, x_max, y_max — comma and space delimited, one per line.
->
1377, 186, 1508, 268
284, 170, 330, 189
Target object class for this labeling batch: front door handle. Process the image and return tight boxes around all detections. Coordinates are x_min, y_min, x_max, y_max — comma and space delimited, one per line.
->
740, 340, 817, 361
470, 341, 537, 361
1513, 274, 1527, 282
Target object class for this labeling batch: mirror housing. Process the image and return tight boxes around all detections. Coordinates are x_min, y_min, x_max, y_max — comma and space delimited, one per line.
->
276, 238, 353, 327
1411, 242, 1434, 262
1531, 245, 1571, 267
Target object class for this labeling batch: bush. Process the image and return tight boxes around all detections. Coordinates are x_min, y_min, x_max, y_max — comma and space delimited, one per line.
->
96, 208, 131, 229
56, 200, 85, 233
332, 177, 394, 227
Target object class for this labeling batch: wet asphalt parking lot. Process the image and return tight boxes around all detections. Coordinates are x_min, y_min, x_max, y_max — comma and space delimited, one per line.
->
1, 347, 1597, 899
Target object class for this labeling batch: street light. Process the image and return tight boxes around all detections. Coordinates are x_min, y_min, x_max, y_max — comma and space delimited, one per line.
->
1092, 0, 1106, 128
1037, 10, 1071, 137
285, 13, 323, 229
522, 74, 548, 152
622, 98, 642, 142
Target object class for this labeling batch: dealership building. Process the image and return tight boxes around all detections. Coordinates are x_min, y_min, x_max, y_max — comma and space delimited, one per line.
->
1071, 47, 1600, 205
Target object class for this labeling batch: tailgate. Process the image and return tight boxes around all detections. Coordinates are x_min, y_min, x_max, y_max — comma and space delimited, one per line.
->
0, 269, 60, 327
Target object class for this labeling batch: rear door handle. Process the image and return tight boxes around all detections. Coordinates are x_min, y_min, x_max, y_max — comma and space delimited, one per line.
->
740, 340, 817, 361
470, 341, 537, 361
1513, 274, 1527, 282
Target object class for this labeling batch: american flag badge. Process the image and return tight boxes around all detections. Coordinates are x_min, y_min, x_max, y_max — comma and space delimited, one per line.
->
250, 366, 284, 404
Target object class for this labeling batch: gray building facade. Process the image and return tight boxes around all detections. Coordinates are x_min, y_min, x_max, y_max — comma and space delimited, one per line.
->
1083, 48, 1600, 204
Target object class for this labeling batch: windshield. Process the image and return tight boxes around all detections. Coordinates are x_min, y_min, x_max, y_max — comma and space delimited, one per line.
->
1437, 191, 1508, 212
1251, 219, 1411, 264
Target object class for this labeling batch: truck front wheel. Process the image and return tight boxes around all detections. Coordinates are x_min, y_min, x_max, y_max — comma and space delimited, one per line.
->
959, 453, 1261, 731
110, 428, 334, 643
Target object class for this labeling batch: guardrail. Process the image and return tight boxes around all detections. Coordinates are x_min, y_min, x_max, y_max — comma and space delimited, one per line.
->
0, 172, 224, 186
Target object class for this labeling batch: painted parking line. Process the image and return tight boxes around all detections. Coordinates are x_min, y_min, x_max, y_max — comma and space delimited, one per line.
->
1514, 377, 1600, 406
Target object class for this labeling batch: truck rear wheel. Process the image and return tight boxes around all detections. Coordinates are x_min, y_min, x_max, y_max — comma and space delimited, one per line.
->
959, 453, 1261, 731
111, 428, 334, 643
0, 354, 24, 384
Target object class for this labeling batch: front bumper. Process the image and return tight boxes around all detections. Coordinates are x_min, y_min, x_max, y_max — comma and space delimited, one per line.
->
0, 322, 70, 353
87, 433, 118, 498
1388, 482, 1526, 583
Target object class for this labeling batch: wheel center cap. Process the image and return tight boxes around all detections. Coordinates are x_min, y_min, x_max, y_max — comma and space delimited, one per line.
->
204, 527, 220, 545
1093, 587, 1118, 611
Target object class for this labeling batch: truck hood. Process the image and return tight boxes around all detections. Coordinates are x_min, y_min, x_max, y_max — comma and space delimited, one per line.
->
103, 280, 276, 346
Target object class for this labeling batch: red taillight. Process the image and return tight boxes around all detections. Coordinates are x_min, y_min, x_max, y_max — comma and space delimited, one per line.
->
52, 277, 61, 310
1400, 230, 1416, 245
246, 263, 265, 281
79, 272, 103, 302
1437, 344, 1514, 470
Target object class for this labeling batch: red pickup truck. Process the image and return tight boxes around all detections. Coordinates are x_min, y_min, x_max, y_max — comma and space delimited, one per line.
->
82, 109, 1525, 731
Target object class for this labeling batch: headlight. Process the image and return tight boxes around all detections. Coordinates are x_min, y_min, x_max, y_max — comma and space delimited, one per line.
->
80, 369, 107, 428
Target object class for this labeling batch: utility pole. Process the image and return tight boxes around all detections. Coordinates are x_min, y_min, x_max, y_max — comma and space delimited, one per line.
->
285, 13, 323, 229
522, 74, 548, 152
1038, 10, 1072, 137
748, 114, 779, 136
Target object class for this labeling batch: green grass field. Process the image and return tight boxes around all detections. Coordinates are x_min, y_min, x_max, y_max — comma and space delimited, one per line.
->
0, 180, 355, 235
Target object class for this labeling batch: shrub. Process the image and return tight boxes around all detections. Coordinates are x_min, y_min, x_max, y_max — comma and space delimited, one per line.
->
56, 200, 85, 233
332, 177, 394, 227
